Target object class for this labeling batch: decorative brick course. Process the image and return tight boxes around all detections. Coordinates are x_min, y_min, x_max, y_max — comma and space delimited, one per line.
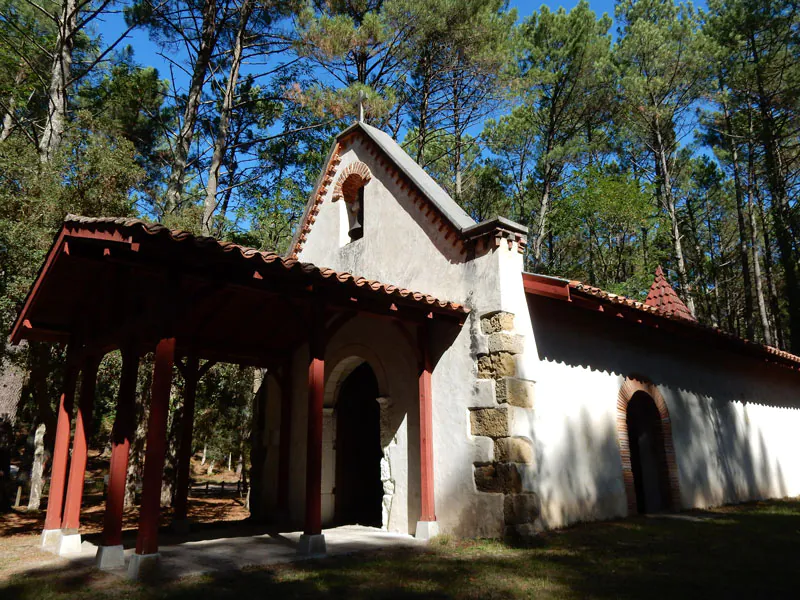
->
617, 376, 681, 515
332, 161, 372, 202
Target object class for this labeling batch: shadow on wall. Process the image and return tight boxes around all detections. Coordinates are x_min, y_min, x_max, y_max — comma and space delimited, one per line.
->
534, 406, 627, 529
529, 295, 795, 512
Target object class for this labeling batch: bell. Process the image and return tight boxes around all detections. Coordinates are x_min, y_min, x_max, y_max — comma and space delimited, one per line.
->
348, 217, 363, 239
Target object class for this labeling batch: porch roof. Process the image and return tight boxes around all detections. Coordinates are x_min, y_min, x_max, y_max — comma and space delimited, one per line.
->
10, 215, 467, 365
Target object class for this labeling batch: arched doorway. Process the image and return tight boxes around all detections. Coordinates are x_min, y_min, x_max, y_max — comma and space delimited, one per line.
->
617, 377, 681, 515
626, 392, 671, 513
334, 362, 383, 526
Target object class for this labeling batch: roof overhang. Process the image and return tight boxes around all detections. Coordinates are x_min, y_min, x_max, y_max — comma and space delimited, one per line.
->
10, 216, 468, 363
522, 272, 800, 372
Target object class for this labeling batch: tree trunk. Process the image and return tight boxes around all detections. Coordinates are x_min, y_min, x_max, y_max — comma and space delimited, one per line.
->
755, 184, 783, 348
746, 120, 772, 345
125, 358, 152, 507
202, 0, 252, 235
749, 33, 800, 351
27, 423, 46, 510
39, 0, 78, 162
654, 124, 695, 316
0, 65, 27, 142
532, 177, 551, 267
164, 0, 218, 214
721, 89, 754, 338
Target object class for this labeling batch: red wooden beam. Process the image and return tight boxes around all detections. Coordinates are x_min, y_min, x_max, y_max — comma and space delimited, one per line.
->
304, 305, 325, 536
61, 353, 101, 532
521, 273, 571, 301
42, 346, 79, 534
418, 323, 436, 523
134, 337, 175, 556
101, 347, 139, 547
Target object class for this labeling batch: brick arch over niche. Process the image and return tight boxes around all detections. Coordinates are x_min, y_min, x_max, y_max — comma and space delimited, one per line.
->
332, 161, 372, 202
617, 376, 682, 514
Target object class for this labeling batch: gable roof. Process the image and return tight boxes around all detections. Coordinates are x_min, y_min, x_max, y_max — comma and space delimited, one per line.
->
522, 272, 800, 372
289, 121, 527, 259
645, 266, 695, 321
354, 122, 476, 230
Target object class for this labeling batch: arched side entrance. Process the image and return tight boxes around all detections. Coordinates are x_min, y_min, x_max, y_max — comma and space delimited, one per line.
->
322, 346, 396, 530
334, 362, 383, 526
617, 377, 681, 515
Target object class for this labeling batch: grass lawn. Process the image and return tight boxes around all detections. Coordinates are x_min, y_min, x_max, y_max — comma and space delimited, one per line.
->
2, 499, 799, 599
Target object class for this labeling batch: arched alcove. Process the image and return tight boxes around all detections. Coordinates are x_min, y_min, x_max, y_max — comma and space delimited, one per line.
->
617, 377, 681, 514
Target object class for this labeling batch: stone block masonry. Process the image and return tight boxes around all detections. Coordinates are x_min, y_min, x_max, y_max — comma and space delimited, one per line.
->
468, 310, 540, 540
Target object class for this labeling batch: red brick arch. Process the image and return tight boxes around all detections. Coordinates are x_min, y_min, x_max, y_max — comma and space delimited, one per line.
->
332, 161, 372, 202
617, 376, 681, 514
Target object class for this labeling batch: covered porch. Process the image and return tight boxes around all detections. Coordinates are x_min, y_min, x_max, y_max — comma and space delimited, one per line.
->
9, 215, 467, 579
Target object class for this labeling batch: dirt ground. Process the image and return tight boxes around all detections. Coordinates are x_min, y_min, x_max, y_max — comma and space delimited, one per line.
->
0, 452, 250, 580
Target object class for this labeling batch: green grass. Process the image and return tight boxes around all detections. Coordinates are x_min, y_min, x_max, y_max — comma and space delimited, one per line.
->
3, 499, 800, 599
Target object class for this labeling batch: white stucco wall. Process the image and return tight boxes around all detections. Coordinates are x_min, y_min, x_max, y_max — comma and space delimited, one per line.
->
527, 295, 800, 530
286, 128, 800, 538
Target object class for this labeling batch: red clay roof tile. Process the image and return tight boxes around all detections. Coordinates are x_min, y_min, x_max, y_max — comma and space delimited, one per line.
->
645, 266, 696, 321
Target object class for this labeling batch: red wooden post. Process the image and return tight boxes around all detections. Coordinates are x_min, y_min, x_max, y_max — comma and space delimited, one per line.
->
300, 306, 325, 553
100, 348, 139, 546
173, 355, 199, 525
61, 353, 101, 533
277, 366, 293, 514
133, 338, 175, 559
42, 348, 79, 543
417, 322, 437, 532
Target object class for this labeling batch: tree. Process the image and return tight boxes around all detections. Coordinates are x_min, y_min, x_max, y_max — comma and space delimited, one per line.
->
615, 0, 714, 314
487, 0, 614, 268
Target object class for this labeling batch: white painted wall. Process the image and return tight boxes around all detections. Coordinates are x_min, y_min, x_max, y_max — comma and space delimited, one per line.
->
527, 295, 800, 529
288, 128, 800, 538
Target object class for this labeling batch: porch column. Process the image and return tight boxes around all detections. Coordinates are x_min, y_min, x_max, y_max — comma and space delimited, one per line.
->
172, 355, 199, 531
415, 322, 438, 539
299, 307, 325, 555
128, 337, 175, 580
95, 348, 139, 569
41, 347, 79, 549
277, 366, 293, 516
58, 352, 101, 556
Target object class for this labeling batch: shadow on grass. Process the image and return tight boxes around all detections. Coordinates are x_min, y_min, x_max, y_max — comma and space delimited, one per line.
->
3, 499, 800, 600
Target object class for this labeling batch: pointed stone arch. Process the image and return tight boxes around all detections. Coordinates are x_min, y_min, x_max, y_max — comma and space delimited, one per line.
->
617, 376, 681, 514
332, 161, 372, 202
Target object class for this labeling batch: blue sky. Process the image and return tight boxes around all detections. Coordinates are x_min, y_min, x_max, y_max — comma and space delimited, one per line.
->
96, 1, 623, 96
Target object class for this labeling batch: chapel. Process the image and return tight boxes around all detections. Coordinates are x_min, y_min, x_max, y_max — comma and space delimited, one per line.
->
11, 121, 800, 577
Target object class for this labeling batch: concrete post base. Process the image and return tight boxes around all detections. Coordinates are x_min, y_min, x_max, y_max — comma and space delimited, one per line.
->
127, 552, 160, 581
297, 533, 326, 555
95, 544, 126, 570
56, 533, 82, 556
40, 528, 62, 551
415, 520, 439, 540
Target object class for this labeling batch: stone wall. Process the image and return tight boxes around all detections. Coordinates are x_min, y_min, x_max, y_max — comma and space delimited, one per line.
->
469, 310, 540, 539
